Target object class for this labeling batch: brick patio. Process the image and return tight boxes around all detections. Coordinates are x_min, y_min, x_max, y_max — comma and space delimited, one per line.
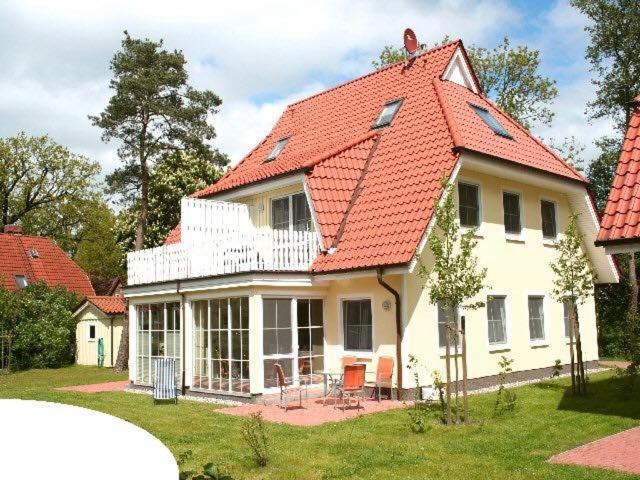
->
216, 396, 406, 426
549, 427, 640, 474
57, 380, 130, 393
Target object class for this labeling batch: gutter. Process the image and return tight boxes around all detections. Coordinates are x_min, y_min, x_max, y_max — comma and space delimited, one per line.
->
376, 268, 403, 399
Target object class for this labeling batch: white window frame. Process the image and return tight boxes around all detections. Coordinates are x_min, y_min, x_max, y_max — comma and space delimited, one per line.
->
456, 178, 484, 236
338, 294, 375, 358
270, 191, 312, 233
436, 302, 462, 356
539, 196, 560, 244
485, 294, 511, 351
527, 293, 550, 347
501, 188, 525, 242
87, 323, 97, 342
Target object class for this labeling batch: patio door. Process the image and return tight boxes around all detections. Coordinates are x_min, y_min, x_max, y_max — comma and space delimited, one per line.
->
262, 298, 324, 390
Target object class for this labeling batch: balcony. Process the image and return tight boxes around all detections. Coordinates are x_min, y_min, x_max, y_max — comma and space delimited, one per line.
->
127, 198, 320, 286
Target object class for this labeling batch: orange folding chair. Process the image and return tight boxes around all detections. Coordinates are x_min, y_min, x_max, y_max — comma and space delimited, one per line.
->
274, 363, 307, 411
369, 356, 394, 401
335, 363, 366, 410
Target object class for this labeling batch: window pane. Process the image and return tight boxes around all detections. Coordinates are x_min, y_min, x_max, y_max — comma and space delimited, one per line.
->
276, 299, 291, 329
310, 299, 323, 326
266, 138, 288, 161
541, 200, 557, 238
528, 297, 545, 341
564, 300, 572, 338
374, 100, 401, 127
241, 297, 249, 329
487, 296, 507, 345
219, 299, 228, 329
437, 303, 457, 348
230, 298, 240, 330
342, 299, 372, 351
503, 192, 521, 234
458, 183, 479, 227
292, 193, 312, 231
263, 299, 277, 329
298, 327, 311, 355
150, 304, 163, 330
311, 327, 324, 356
271, 197, 290, 230
297, 299, 310, 327
470, 104, 512, 138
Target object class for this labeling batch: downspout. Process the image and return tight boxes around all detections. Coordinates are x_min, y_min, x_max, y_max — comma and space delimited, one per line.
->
110, 317, 114, 367
177, 279, 187, 396
376, 268, 403, 399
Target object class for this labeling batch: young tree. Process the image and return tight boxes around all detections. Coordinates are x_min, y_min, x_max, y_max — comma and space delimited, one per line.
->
112, 152, 224, 251
417, 178, 488, 424
550, 214, 595, 395
0, 133, 101, 252
372, 37, 557, 129
90, 31, 228, 252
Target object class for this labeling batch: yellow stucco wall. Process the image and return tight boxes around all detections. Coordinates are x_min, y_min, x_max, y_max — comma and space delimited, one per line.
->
401, 168, 599, 388
75, 306, 123, 367
236, 183, 307, 229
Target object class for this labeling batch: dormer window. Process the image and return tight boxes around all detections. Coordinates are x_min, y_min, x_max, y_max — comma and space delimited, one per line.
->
372, 99, 403, 128
469, 104, 513, 139
265, 137, 289, 162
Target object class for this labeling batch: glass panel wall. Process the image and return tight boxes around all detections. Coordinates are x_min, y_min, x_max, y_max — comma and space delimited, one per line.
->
263, 298, 292, 388
297, 299, 324, 384
135, 302, 181, 386
192, 297, 250, 393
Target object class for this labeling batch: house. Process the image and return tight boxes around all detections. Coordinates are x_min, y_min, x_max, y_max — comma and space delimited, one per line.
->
596, 95, 640, 254
73, 295, 126, 367
0, 225, 95, 297
124, 39, 618, 400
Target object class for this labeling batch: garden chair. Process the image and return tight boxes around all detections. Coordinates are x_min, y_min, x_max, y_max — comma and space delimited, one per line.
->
274, 363, 307, 411
335, 363, 366, 411
367, 356, 394, 402
153, 357, 178, 405
322, 355, 358, 406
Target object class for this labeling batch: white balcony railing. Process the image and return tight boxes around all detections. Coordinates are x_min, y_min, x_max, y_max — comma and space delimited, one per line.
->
127, 199, 320, 286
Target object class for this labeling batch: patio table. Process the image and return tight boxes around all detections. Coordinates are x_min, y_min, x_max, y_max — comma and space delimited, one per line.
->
318, 370, 343, 399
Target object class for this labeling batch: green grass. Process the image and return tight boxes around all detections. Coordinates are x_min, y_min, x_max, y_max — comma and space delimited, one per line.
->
1, 366, 639, 479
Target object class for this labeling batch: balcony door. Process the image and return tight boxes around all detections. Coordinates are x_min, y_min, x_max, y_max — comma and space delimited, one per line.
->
263, 298, 324, 389
271, 192, 313, 232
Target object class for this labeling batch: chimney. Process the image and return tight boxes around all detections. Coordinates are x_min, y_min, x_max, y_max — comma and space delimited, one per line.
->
3, 225, 22, 235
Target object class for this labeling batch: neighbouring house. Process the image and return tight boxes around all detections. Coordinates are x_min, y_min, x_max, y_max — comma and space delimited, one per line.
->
124, 38, 618, 401
90, 275, 124, 297
73, 295, 126, 367
596, 95, 640, 254
0, 225, 95, 297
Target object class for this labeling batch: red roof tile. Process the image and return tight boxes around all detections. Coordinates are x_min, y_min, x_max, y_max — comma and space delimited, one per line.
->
0, 233, 95, 297
597, 100, 640, 244
172, 40, 589, 273
86, 295, 126, 315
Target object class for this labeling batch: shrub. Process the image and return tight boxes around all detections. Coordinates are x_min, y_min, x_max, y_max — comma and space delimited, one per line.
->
551, 359, 563, 379
431, 370, 447, 423
494, 356, 516, 416
240, 412, 269, 467
0, 282, 79, 370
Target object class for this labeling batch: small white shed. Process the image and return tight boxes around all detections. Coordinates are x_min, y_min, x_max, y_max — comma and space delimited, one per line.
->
74, 296, 126, 367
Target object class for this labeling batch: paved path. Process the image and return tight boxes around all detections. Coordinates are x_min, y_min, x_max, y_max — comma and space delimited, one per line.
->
549, 427, 640, 474
57, 380, 130, 393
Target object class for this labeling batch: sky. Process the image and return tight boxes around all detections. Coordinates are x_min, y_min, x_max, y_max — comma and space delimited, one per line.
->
0, 0, 614, 178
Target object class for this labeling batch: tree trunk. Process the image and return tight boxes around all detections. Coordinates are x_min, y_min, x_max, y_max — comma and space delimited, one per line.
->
453, 325, 460, 424
574, 312, 587, 395
461, 317, 469, 424
445, 327, 452, 426
134, 154, 149, 251
568, 301, 576, 395
113, 308, 129, 373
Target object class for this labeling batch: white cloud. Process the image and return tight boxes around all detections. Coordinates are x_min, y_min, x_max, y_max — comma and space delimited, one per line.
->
0, 0, 519, 170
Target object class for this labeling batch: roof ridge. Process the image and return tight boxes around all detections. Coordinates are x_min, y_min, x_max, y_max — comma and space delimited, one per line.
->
287, 39, 462, 110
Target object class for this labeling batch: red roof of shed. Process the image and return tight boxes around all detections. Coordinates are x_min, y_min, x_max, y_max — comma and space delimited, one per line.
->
0, 232, 95, 296
86, 295, 126, 315
597, 99, 640, 245
176, 40, 586, 273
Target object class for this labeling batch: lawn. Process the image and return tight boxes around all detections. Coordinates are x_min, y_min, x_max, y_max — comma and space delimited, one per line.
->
1, 367, 639, 480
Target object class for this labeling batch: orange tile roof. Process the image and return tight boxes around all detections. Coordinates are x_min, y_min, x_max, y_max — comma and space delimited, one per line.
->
86, 295, 126, 315
170, 40, 588, 273
597, 99, 640, 245
0, 233, 95, 296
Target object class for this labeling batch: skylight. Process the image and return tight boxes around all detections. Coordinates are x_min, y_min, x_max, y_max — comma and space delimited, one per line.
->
470, 104, 512, 139
14, 275, 28, 289
373, 99, 403, 128
265, 137, 289, 162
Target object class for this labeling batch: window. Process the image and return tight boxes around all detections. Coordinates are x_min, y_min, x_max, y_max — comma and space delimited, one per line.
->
14, 275, 28, 289
271, 192, 312, 232
136, 302, 182, 387
437, 302, 460, 349
192, 297, 249, 393
528, 296, 546, 342
373, 99, 402, 128
265, 137, 289, 162
470, 104, 513, 139
297, 299, 324, 384
88, 325, 96, 341
541, 200, 557, 239
342, 299, 373, 352
503, 192, 521, 235
487, 296, 507, 345
263, 298, 293, 388
563, 299, 572, 338
458, 183, 480, 227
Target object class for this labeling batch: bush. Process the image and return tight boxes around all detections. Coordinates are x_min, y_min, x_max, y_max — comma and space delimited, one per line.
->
240, 412, 269, 467
494, 356, 517, 416
0, 282, 79, 370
